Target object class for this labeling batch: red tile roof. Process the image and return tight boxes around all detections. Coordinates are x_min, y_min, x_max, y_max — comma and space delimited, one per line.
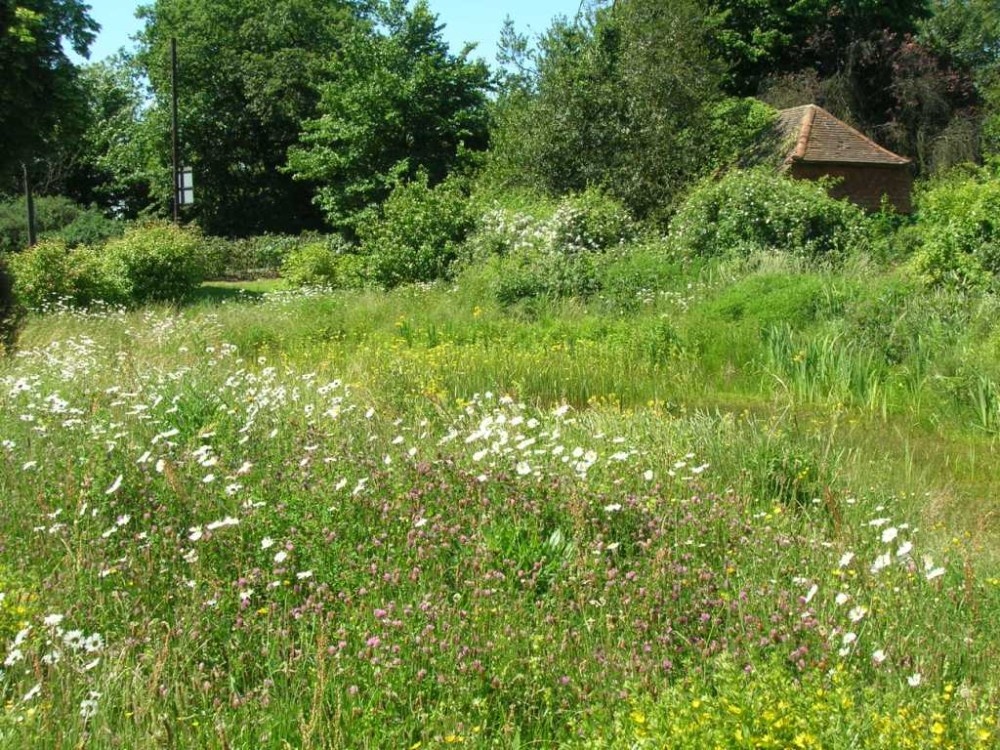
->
777, 104, 910, 167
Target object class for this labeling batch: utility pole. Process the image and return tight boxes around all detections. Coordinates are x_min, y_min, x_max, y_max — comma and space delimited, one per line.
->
171, 36, 180, 223
23, 163, 36, 247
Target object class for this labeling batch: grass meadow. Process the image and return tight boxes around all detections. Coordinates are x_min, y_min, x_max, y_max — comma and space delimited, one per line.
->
2, 257, 1000, 748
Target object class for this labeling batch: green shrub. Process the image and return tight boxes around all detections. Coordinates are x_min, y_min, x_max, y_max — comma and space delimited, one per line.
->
909, 169, 1000, 289
467, 188, 634, 260
486, 248, 602, 304
219, 234, 304, 280
463, 190, 637, 304
0, 256, 21, 354
281, 238, 365, 289
7, 240, 77, 308
669, 168, 870, 261
7, 240, 116, 309
101, 222, 210, 304
595, 241, 700, 312
0, 195, 121, 252
359, 175, 474, 288
547, 188, 636, 253
52, 209, 124, 248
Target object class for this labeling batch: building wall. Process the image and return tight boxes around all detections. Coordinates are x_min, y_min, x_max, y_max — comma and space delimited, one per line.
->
789, 162, 913, 214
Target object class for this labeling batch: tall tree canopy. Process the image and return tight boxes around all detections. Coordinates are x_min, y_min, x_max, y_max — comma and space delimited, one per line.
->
0, 0, 97, 181
707, 0, 982, 172
922, 0, 1000, 160
487, 0, 772, 221
136, 0, 367, 235
68, 54, 164, 217
286, 0, 490, 233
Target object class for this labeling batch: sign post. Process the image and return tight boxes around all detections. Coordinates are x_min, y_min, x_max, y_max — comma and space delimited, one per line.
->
171, 37, 180, 223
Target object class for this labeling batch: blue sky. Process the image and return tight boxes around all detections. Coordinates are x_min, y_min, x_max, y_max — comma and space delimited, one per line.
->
75, 0, 585, 64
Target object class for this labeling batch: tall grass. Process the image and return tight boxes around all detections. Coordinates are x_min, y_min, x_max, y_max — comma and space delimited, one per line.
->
0, 273, 998, 747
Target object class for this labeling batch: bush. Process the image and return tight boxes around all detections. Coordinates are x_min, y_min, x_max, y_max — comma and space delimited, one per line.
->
215, 234, 305, 280
909, 169, 1000, 289
359, 175, 474, 288
6, 240, 116, 309
595, 241, 698, 312
53, 209, 124, 249
547, 188, 636, 253
467, 188, 635, 260
462, 189, 637, 304
281, 238, 366, 289
488, 248, 602, 304
102, 222, 210, 304
0, 257, 21, 355
669, 168, 870, 261
0, 195, 121, 252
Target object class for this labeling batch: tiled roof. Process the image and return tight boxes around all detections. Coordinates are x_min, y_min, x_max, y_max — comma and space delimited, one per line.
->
777, 104, 910, 167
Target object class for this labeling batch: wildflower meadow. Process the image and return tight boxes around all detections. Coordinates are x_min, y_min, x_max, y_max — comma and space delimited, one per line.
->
1, 280, 998, 749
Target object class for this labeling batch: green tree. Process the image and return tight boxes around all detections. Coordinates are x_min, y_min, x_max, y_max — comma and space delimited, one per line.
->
62, 54, 164, 217
136, 0, 366, 235
707, 0, 983, 172
0, 0, 97, 182
487, 0, 768, 222
922, 0, 1000, 160
286, 0, 490, 233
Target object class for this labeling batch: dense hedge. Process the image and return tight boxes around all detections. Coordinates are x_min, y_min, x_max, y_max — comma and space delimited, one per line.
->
0, 196, 122, 253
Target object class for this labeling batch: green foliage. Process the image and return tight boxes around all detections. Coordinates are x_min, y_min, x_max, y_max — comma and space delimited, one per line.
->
0, 0, 97, 176
593, 241, 698, 313
923, 0, 1000, 162
101, 222, 209, 303
0, 195, 120, 253
138, 0, 362, 235
486, 249, 603, 305
468, 188, 635, 260
462, 189, 636, 304
69, 55, 164, 217
701, 97, 783, 169
584, 656, 996, 749
546, 188, 636, 254
281, 238, 365, 289
54, 205, 124, 249
669, 169, 870, 261
487, 0, 733, 221
697, 274, 832, 330
287, 0, 490, 232
6, 239, 112, 309
8, 240, 76, 307
359, 175, 474, 288
910, 169, 1000, 288
213, 234, 305, 281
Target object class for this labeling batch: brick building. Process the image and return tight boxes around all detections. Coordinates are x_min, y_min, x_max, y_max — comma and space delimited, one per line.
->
776, 104, 913, 213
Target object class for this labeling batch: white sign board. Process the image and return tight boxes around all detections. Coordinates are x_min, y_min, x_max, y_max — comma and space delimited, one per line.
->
179, 167, 195, 205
